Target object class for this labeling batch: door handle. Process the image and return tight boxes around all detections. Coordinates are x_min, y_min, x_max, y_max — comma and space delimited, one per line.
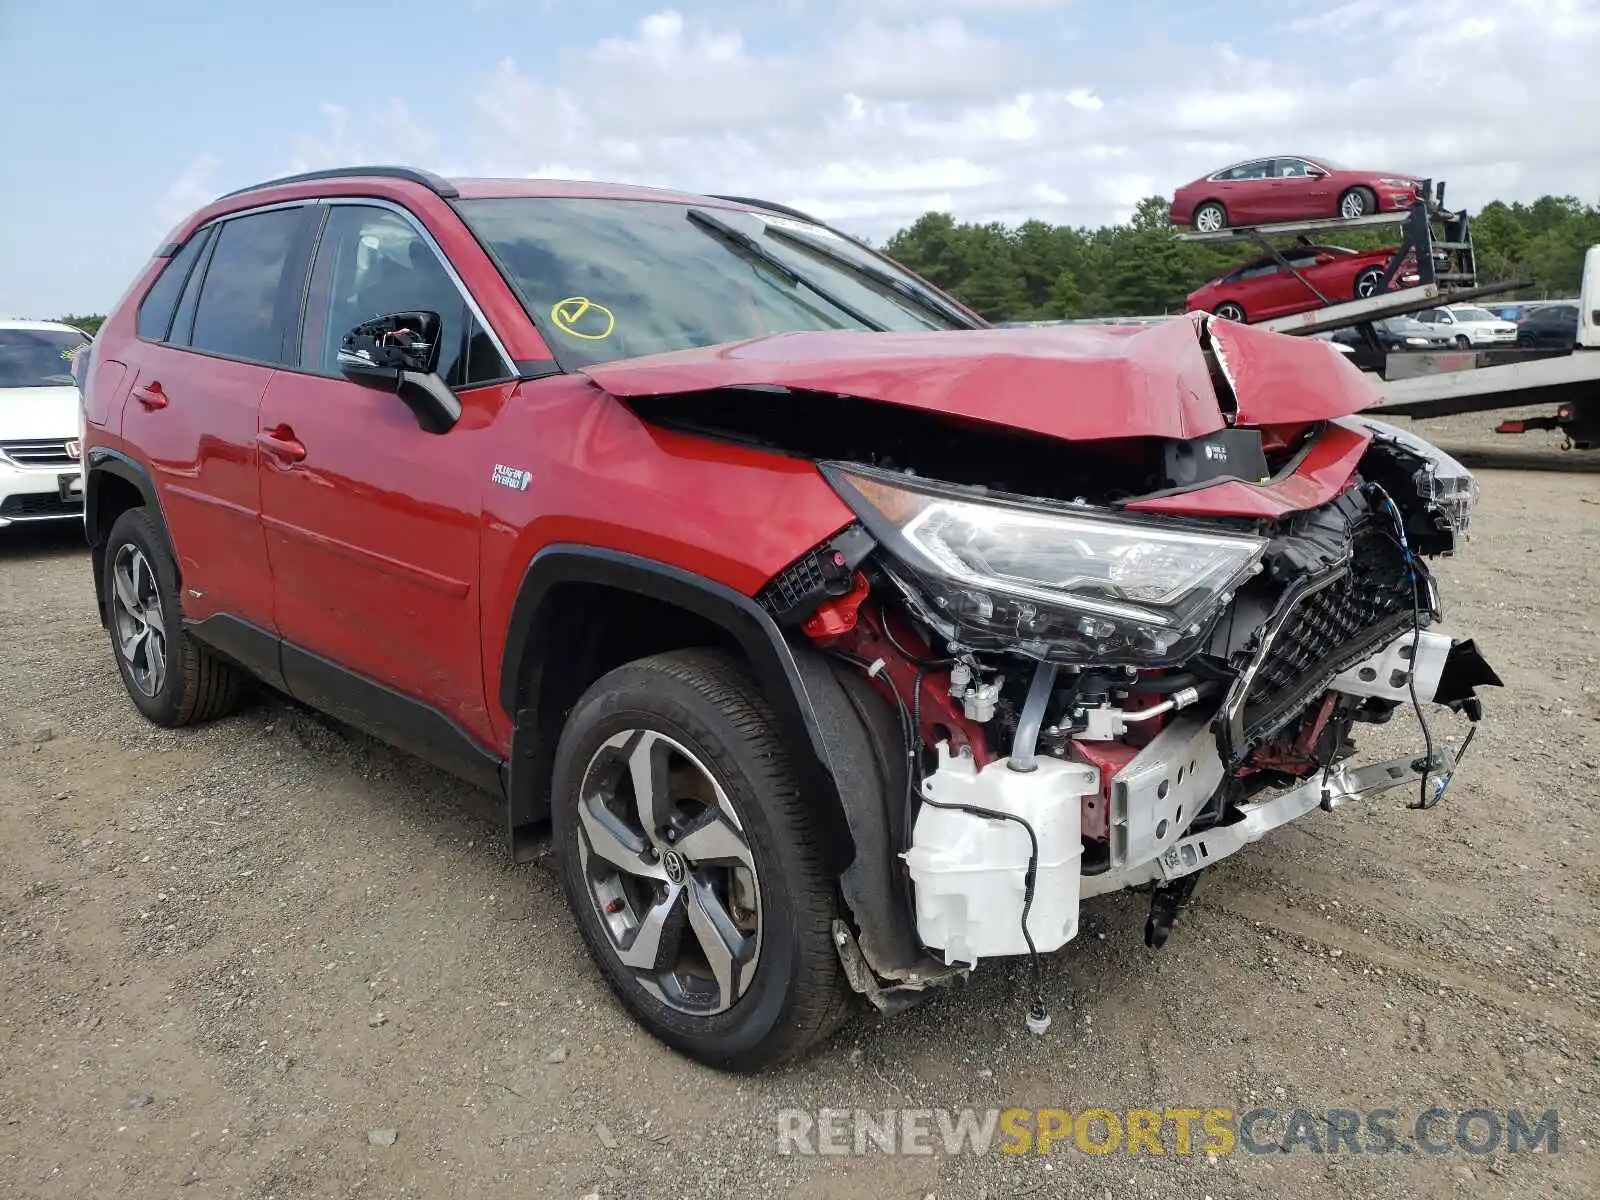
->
257, 425, 307, 464
134, 382, 168, 410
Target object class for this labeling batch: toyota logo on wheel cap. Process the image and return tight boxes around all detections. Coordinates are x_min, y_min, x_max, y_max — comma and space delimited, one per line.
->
662, 849, 688, 885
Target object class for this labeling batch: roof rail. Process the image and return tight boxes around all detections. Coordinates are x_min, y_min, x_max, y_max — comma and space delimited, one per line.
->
709, 194, 828, 226
216, 165, 459, 201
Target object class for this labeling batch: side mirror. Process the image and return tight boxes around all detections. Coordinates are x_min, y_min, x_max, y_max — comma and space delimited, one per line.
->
1313, 253, 1336, 265
337, 311, 461, 434
1305, 169, 1326, 179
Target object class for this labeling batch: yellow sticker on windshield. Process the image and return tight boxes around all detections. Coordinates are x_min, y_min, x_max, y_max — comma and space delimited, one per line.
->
550, 296, 616, 341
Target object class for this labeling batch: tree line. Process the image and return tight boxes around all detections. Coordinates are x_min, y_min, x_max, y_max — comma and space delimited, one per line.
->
880, 194, 1600, 323
48, 193, 1599, 332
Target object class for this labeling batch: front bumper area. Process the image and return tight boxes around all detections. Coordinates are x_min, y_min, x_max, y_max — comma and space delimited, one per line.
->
901, 628, 1498, 966
0, 459, 84, 527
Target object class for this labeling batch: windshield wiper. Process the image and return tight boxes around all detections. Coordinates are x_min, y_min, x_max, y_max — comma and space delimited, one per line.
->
762, 224, 983, 330
685, 208, 887, 333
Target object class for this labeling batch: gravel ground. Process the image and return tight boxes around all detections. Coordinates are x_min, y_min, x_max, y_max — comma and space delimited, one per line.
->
1, 408, 1596, 1200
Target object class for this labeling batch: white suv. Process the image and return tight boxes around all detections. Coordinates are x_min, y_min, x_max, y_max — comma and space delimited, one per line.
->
0, 319, 91, 528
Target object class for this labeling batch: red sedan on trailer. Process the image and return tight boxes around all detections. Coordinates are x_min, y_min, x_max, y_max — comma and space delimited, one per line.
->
1186, 244, 1418, 324
1171, 156, 1426, 232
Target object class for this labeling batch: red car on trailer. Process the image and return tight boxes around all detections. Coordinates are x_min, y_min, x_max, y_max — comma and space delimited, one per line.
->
1172, 156, 1426, 233
1186, 244, 1419, 324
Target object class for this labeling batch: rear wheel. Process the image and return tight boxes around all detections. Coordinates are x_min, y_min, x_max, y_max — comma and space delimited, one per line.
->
1354, 267, 1385, 299
103, 507, 244, 727
1193, 201, 1227, 233
1339, 187, 1376, 219
1213, 301, 1246, 322
551, 648, 852, 1071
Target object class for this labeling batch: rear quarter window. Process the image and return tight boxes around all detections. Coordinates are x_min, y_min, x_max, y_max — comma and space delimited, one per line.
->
189, 208, 304, 363
136, 233, 210, 341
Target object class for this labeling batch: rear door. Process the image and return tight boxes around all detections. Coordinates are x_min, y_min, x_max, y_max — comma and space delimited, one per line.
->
1218, 159, 1274, 224
118, 204, 316, 638
256, 200, 517, 761
1268, 158, 1331, 221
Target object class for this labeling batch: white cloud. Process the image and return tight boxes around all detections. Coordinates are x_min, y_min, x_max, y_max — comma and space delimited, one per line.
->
219, 0, 1600, 247
151, 153, 222, 237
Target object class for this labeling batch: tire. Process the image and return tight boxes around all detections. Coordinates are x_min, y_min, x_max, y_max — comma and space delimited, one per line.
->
103, 507, 244, 727
1454, 334, 1471, 349
1354, 267, 1384, 299
1193, 201, 1227, 233
551, 648, 852, 1071
1338, 187, 1375, 219
1213, 301, 1246, 323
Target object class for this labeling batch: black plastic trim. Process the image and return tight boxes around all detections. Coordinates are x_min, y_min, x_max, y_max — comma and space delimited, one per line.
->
185, 614, 287, 693
515, 358, 564, 380
85, 448, 171, 626
217, 165, 460, 201
279, 641, 503, 793
496, 543, 916, 975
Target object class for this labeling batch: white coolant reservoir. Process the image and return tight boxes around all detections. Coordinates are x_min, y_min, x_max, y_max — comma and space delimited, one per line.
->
902, 743, 1095, 968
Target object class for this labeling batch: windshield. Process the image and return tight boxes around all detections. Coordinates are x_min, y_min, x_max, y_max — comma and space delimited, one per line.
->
0, 328, 90, 388
456, 197, 970, 368
1451, 307, 1495, 322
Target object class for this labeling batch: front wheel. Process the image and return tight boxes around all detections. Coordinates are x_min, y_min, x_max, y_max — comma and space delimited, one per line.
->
1339, 187, 1376, 219
1354, 267, 1385, 299
551, 648, 852, 1071
1212, 301, 1246, 322
1454, 334, 1472, 348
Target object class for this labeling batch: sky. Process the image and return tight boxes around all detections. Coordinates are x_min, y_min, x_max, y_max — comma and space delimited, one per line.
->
2, 0, 1597, 316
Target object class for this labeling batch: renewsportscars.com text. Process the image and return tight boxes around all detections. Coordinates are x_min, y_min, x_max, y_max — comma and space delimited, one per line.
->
775, 1106, 1560, 1157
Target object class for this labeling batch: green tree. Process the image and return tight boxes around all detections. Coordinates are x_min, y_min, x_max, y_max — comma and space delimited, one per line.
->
880, 193, 1600, 321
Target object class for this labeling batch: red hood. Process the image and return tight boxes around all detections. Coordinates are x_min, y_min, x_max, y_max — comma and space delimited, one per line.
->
583, 314, 1379, 442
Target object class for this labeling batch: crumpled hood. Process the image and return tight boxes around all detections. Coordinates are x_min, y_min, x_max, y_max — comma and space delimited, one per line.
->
584, 314, 1381, 443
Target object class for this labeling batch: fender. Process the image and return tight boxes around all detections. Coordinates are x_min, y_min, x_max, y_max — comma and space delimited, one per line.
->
84, 448, 169, 626
498, 544, 928, 979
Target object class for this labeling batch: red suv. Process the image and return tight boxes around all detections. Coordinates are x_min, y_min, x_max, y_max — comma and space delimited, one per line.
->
82, 167, 1500, 1070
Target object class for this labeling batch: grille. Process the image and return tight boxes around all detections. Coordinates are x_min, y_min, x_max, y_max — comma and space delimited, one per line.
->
0, 492, 83, 519
1, 439, 78, 467
1242, 523, 1416, 742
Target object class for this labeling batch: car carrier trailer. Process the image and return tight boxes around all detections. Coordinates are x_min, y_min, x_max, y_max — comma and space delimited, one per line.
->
1361, 245, 1600, 446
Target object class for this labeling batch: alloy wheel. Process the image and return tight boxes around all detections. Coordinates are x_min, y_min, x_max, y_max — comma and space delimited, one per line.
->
575, 728, 762, 1016
1195, 204, 1225, 234
1214, 303, 1245, 322
1340, 191, 1368, 219
111, 544, 167, 697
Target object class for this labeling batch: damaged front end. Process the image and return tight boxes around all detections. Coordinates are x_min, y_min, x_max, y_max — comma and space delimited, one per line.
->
737, 346, 1502, 1022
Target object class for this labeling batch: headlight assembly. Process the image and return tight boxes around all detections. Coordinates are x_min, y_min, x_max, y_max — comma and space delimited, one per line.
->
821, 464, 1268, 665
1352, 417, 1479, 540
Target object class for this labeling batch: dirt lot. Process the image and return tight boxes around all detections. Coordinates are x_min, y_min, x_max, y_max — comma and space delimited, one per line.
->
2, 412, 1597, 1200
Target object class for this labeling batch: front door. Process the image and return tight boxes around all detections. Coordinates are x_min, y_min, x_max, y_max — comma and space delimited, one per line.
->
256, 201, 518, 768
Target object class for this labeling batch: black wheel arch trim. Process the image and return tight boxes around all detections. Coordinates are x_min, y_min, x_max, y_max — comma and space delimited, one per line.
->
86, 447, 172, 626
499, 544, 928, 980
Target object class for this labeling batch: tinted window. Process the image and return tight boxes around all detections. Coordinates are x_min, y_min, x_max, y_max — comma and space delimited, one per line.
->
0, 328, 90, 388
298, 205, 508, 389
167, 226, 216, 347
457, 196, 965, 369
190, 208, 303, 363
136, 232, 210, 341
